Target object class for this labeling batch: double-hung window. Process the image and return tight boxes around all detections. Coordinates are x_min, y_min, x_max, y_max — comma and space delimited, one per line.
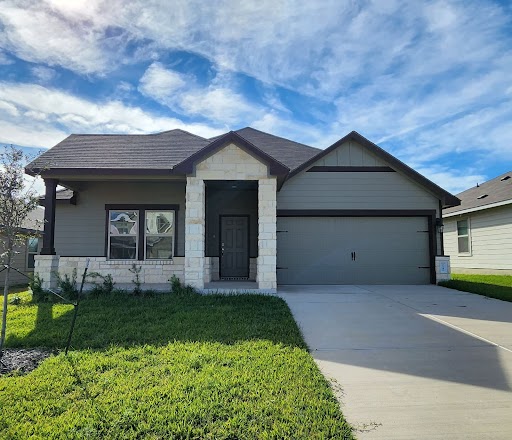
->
26, 237, 39, 269
456, 219, 471, 254
107, 206, 177, 260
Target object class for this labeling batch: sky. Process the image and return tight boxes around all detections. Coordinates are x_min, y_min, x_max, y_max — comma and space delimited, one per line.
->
0, 0, 511, 195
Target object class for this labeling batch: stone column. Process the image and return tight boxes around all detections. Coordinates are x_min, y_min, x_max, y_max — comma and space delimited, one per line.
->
41, 178, 58, 255
257, 178, 277, 292
34, 255, 59, 290
184, 177, 205, 289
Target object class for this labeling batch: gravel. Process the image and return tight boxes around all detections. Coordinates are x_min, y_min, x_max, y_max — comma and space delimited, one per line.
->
0, 348, 54, 375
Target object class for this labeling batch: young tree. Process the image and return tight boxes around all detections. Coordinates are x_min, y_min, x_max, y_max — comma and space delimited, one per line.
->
0, 146, 40, 355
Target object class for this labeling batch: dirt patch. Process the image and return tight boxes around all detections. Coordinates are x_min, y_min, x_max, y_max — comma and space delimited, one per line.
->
0, 348, 55, 375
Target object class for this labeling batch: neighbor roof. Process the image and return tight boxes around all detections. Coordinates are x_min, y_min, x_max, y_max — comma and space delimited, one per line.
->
444, 171, 512, 217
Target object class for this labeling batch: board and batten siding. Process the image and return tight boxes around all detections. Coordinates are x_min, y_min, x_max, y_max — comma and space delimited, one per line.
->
278, 141, 440, 213
54, 181, 186, 257
444, 204, 512, 273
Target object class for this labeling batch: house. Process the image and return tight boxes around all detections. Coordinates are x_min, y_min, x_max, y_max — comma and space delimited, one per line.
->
0, 207, 44, 286
443, 171, 512, 275
26, 128, 459, 292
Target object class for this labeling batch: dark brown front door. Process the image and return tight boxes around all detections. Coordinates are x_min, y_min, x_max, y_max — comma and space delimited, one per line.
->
220, 216, 249, 278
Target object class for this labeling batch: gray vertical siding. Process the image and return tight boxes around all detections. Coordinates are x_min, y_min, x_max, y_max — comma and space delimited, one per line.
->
443, 205, 512, 272
55, 181, 186, 257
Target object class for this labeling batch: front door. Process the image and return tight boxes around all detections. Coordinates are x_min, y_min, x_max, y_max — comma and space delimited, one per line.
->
220, 216, 249, 278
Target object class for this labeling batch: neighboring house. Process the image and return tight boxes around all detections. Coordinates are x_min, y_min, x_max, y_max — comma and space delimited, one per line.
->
26, 128, 459, 292
443, 171, 512, 275
0, 207, 44, 286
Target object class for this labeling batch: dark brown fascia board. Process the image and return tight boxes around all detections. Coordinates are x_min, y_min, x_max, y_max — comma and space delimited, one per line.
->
277, 209, 437, 217
306, 166, 395, 172
27, 167, 175, 177
288, 131, 461, 209
172, 131, 290, 176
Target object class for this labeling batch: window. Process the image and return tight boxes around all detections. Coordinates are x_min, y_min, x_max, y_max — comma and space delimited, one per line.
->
26, 237, 39, 269
109, 210, 138, 259
457, 219, 471, 254
107, 206, 176, 260
145, 210, 174, 259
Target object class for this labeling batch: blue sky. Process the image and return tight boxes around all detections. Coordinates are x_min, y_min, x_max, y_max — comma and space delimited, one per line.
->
1, 0, 511, 194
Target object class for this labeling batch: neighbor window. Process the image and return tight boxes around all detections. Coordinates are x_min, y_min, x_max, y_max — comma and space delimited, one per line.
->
457, 219, 470, 254
26, 237, 39, 269
107, 207, 176, 260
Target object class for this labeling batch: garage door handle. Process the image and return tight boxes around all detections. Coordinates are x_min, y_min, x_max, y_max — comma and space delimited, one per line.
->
351, 252, 356, 261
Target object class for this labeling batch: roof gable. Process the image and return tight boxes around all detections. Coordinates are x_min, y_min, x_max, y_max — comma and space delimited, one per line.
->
173, 131, 289, 176
288, 131, 460, 208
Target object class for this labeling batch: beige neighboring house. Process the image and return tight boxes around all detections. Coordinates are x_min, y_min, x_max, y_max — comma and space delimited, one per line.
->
443, 171, 512, 274
26, 128, 459, 292
0, 207, 44, 286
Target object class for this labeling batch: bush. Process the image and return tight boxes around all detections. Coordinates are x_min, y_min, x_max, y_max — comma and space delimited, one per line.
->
55, 269, 78, 300
169, 274, 198, 296
29, 274, 48, 303
129, 264, 142, 296
87, 272, 115, 297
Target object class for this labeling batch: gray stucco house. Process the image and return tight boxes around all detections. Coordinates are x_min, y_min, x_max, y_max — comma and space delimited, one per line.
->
26, 128, 459, 292
443, 171, 512, 275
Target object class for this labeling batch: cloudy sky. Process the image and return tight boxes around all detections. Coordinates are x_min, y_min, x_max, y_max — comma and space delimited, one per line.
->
0, 0, 511, 194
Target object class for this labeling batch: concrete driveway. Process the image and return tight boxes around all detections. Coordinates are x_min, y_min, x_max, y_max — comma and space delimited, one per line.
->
279, 285, 512, 440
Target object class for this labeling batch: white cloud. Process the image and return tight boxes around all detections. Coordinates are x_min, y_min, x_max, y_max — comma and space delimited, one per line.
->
415, 165, 486, 195
31, 65, 58, 83
0, 99, 19, 116
138, 62, 260, 124
0, 81, 224, 147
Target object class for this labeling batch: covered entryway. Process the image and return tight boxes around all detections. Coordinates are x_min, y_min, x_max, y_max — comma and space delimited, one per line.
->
220, 215, 249, 278
277, 216, 432, 284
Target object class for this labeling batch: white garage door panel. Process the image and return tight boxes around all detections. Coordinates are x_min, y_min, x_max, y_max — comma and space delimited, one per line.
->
277, 217, 431, 285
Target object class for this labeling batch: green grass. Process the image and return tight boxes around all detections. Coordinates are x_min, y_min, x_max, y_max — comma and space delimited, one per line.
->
439, 273, 512, 303
0, 291, 354, 439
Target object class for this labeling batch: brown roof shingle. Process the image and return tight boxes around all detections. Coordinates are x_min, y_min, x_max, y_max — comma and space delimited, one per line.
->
444, 170, 512, 215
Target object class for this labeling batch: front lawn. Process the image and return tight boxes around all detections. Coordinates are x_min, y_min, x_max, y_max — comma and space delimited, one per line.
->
439, 273, 512, 303
0, 291, 355, 439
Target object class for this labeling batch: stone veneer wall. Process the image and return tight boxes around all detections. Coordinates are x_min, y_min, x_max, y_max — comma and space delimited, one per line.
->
34, 255, 185, 290
257, 178, 277, 290
184, 143, 277, 292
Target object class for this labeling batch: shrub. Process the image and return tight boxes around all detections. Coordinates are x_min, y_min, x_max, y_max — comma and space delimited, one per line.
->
169, 274, 198, 296
87, 272, 115, 297
129, 264, 142, 296
55, 269, 78, 300
29, 274, 48, 303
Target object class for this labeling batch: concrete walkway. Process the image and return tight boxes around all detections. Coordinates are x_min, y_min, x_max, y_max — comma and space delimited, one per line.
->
279, 285, 512, 440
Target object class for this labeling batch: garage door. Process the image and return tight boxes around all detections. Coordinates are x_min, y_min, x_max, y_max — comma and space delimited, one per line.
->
277, 217, 431, 284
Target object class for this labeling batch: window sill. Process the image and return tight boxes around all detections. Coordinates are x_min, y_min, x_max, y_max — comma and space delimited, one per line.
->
106, 259, 175, 265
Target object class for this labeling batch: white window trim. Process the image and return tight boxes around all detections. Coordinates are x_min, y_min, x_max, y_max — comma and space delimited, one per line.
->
457, 217, 472, 256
